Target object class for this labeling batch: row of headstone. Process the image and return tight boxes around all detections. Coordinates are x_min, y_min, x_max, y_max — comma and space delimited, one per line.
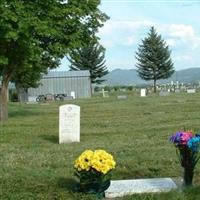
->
28, 91, 76, 103
140, 88, 197, 97
59, 87, 197, 143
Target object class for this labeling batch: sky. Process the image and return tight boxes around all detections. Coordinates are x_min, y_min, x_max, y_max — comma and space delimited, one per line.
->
59, 0, 200, 72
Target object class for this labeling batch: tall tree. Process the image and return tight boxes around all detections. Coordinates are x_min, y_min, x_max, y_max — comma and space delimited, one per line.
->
135, 26, 174, 93
68, 43, 108, 84
0, 0, 108, 121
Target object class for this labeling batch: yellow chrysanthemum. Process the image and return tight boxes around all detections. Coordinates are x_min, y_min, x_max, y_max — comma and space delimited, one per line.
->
91, 150, 116, 174
74, 149, 116, 174
74, 150, 94, 171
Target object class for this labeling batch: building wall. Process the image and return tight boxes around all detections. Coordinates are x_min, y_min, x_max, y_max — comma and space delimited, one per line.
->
28, 75, 91, 99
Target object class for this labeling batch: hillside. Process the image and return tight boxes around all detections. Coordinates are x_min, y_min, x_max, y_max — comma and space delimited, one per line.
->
103, 68, 200, 86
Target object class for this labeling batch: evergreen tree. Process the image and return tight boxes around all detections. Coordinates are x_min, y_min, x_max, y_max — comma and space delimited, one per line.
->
135, 26, 174, 93
68, 43, 108, 84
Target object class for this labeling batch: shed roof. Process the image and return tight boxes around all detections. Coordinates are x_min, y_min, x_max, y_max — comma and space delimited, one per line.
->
43, 70, 90, 78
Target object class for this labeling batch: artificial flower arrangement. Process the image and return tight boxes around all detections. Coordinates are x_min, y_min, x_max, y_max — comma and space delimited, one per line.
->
170, 130, 200, 187
74, 149, 116, 197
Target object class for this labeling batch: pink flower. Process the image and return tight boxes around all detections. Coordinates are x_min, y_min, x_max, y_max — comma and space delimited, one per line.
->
180, 132, 193, 145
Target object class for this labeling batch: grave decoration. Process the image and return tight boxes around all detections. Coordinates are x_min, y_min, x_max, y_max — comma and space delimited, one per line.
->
170, 130, 200, 187
74, 149, 116, 199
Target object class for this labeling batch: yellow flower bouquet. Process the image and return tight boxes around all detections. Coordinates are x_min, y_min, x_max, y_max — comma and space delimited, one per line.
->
74, 149, 116, 197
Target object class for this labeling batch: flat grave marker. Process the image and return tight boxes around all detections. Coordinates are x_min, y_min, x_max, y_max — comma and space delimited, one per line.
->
159, 91, 170, 96
105, 178, 177, 198
117, 95, 128, 100
187, 89, 196, 94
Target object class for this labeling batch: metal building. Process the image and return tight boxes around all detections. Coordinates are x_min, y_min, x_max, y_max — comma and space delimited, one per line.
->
28, 70, 91, 99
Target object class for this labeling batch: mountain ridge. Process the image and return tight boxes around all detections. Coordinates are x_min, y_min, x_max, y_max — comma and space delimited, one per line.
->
103, 67, 200, 86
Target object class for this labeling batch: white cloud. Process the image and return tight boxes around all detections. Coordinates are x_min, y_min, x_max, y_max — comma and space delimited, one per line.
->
159, 24, 200, 49
174, 54, 193, 62
123, 36, 136, 46
98, 20, 154, 36
166, 38, 176, 47
168, 24, 195, 38
98, 20, 200, 70
98, 20, 154, 47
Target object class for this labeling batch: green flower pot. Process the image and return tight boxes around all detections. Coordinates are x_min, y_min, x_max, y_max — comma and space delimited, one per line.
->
78, 176, 111, 194
183, 167, 194, 187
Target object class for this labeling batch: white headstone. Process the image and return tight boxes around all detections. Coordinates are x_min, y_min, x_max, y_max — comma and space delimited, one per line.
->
105, 178, 177, 198
140, 89, 146, 97
59, 104, 80, 144
117, 95, 127, 100
70, 91, 76, 99
187, 89, 196, 94
28, 96, 37, 102
176, 81, 179, 89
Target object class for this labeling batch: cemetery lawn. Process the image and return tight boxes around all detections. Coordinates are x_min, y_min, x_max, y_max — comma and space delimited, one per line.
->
1, 92, 200, 200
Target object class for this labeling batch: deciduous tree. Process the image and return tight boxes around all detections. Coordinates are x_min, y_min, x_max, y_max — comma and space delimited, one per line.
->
0, 0, 108, 121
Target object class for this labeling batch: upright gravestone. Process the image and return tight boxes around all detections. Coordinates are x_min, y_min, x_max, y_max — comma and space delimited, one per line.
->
70, 91, 76, 99
59, 104, 80, 144
140, 89, 146, 97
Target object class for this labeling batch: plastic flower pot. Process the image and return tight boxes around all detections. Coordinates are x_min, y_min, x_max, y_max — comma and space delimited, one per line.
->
78, 174, 111, 195
183, 167, 194, 187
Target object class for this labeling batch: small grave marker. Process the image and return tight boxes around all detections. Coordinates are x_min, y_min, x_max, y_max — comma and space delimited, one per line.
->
105, 178, 177, 198
140, 89, 146, 97
46, 94, 54, 101
187, 89, 196, 94
175, 89, 180, 93
28, 96, 37, 102
70, 91, 76, 99
117, 95, 127, 100
59, 104, 80, 143
159, 91, 170, 96
100, 88, 109, 97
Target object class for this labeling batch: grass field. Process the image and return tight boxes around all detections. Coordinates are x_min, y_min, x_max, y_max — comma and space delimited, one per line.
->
1, 92, 200, 200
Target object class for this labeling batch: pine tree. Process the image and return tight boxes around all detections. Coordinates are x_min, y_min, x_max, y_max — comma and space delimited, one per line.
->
135, 26, 174, 93
68, 43, 108, 84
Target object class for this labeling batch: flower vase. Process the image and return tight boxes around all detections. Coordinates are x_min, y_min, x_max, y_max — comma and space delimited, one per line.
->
183, 167, 194, 187
77, 174, 110, 199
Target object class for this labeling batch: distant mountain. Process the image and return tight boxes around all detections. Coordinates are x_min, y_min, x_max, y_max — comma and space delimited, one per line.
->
103, 68, 200, 86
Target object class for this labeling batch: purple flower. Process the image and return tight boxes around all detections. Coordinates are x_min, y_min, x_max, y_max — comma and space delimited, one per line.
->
170, 131, 193, 145
170, 132, 182, 144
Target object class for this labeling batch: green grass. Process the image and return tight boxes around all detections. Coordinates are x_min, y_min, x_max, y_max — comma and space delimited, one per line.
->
1, 92, 200, 200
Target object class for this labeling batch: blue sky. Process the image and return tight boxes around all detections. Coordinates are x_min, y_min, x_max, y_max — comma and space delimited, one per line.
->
59, 0, 200, 71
